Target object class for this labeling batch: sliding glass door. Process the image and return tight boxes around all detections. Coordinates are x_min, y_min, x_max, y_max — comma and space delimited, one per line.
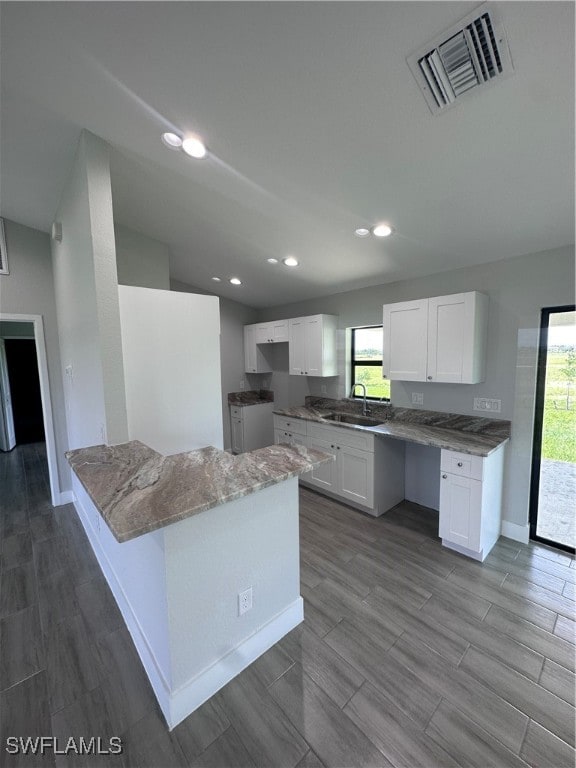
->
529, 306, 576, 552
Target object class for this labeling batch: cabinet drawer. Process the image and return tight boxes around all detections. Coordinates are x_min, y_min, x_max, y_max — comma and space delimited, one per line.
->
440, 450, 483, 481
230, 406, 243, 419
273, 416, 307, 436
308, 422, 374, 452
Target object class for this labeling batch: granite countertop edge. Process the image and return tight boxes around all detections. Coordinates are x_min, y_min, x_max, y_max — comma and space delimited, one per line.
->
273, 406, 510, 457
66, 440, 333, 543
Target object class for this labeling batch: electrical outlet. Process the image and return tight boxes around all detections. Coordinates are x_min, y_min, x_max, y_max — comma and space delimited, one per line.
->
239, 379, 245, 390
238, 587, 253, 615
473, 397, 502, 413
412, 392, 424, 405
321, 385, 327, 394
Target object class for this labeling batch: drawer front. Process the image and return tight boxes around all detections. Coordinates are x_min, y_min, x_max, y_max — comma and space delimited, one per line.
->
440, 450, 483, 480
230, 406, 243, 419
273, 416, 307, 436
308, 422, 374, 452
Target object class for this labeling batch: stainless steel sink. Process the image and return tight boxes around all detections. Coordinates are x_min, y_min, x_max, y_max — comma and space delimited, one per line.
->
323, 413, 383, 427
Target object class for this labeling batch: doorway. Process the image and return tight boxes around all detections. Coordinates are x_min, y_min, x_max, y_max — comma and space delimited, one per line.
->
0, 314, 62, 506
529, 305, 576, 553
4, 338, 45, 444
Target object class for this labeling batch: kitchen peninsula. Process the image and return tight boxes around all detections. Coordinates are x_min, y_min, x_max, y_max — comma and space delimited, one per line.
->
67, 439, 333, 729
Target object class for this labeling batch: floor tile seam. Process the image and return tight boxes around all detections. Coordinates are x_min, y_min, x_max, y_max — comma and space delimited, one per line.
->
460, 643, 576, 728
447, 571, 557, 624
230, 665, 312, 768
426, 696, 533, 762
502, 570, 576, 605
0, 666, 48, 696
174, 721, 234, 764
269, 661, 389, 768
425, 598, 553, 672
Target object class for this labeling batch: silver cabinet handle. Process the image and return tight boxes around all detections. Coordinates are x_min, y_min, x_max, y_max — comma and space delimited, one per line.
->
383, 374, 387, 378
457, 462, 463, 467
442, 474, 448, 479
330, 444, 335, 449
337, 446, 340, 450
427, 375, 433, 380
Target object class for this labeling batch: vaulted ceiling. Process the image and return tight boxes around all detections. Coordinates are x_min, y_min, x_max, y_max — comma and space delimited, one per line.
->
1, 2, 574, 308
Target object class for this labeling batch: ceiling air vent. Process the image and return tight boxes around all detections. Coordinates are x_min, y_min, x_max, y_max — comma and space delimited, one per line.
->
407, 3, 514, 114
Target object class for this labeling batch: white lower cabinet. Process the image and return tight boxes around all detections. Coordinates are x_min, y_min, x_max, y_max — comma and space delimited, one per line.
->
301, 421, 405, 516
230, 403, 274, 454
439, 446, 505, 561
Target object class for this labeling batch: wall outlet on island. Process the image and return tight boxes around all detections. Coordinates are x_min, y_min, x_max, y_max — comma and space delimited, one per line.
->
412, 392, 424, 405
321, 385, 327, 394
238, 587, 253, 616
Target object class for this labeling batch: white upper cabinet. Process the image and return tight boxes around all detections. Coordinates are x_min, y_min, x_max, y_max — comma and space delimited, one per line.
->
382, 299, 428, 382
255, 320, 289, 345
383, 291, 488, 384
288, 314, 337, 377
244, 325, 272, 373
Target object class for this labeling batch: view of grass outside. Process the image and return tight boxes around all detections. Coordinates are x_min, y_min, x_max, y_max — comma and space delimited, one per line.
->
351, 326, 390, 400
542, 347, 576, 463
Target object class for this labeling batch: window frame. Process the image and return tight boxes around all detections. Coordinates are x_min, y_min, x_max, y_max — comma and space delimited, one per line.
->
350, 325, 389, 402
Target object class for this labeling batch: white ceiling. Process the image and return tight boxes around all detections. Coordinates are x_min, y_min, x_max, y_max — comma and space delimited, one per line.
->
1, 2, 574, 308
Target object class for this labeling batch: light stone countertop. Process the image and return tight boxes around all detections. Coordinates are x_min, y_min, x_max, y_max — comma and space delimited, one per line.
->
66, 440, 333, 543
273, 404, 510, 457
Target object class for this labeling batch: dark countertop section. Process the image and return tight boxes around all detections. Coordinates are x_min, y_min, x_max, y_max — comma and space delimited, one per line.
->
67, 440, 332, 543
228, 390, 274, 406
273, 398, 510, 457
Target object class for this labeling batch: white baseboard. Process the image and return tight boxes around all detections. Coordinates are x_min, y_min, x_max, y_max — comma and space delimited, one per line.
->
167, 598, 304, 729
501, 520, 530, 544
56, 490, 74, 506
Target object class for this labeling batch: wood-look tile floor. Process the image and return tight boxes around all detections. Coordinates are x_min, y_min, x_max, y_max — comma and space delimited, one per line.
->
1, 444, 575, 767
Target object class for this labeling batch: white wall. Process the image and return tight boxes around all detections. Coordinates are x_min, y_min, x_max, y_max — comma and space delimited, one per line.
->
0, 219, 70, 489
119, 286, 223, 455
51, 131, 128, 450
256, 245, 576, 527
115, 223, 171, 291
171, 279, 258, 450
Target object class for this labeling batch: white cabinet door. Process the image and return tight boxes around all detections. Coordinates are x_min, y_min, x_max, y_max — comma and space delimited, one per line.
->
271, 320, 289, 343
288, 318, 308, 375
255, 324, 271, 345
338, 445, 374, 507
307, 435, 338, 491
289, 315, 337, 377
231, 417, 244, 454
427, 292, 488, 384
383, 299, 428, 381
244, 325, 257, 373
244, 324, 271, 373
304, 316, 324, 376
427, 294, 467, 383
439, 472, 482, 551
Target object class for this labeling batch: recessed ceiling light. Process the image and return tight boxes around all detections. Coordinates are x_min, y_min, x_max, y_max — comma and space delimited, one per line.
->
355, 228, 370, 238
283, 257, 299, 267
211, 277, 221, 282
161, 132, 182, 149
372, 223, 393, 238
267, 258, 279, 264
182, 135, 207, 159
230, 277, 242, 285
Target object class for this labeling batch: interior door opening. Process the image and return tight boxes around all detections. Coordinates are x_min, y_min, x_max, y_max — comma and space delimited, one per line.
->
529, 305, 576, 553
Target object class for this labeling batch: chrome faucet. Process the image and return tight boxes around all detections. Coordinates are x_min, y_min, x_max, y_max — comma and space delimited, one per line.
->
350, 383, 370, 416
